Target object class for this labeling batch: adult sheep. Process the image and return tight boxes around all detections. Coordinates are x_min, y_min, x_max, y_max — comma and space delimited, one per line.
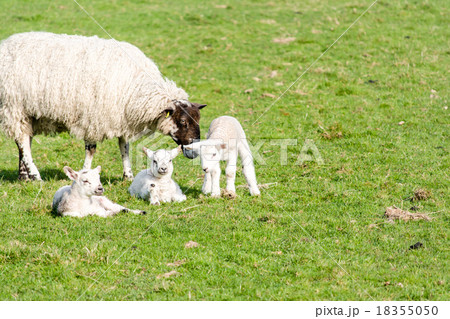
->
0, 32, 205, 181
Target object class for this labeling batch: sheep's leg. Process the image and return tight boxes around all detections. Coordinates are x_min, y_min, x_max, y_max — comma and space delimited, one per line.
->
239, 143, 260, 196
225, 155, 237, 194
202, 172, 212, 194
118, 137, 133, 180
83, 142, 96, 170
210, 167, 221, 197
15, 135, 41, 181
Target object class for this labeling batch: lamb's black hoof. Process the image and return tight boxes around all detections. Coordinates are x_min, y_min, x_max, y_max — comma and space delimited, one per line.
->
141, 211, 147, 215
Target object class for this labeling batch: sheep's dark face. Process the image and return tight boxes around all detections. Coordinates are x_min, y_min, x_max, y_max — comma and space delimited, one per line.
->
168, 100, 206, 159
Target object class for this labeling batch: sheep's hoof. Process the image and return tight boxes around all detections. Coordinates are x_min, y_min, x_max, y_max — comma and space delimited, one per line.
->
18, 173, 30, 181
140, 210, 147, 215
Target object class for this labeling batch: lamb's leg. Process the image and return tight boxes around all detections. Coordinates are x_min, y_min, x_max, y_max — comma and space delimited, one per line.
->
210, 167, 221, 197
83, 142, 96, 170
239, 143, 260, 196
149, 185, 160, 205
61, 211, 83, 218
225, 154, 237, 193
15, 134, 41, 181
96, 196, 145, 215
202, 172, 212, 194
118, 137, 133, 180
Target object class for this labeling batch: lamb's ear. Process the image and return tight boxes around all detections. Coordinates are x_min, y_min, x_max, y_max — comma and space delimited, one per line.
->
170, 146, 181, 159
63, 166, 78, 181
191, 102, 207, 109
142, 147, 154, 158
95, 166, 101, 173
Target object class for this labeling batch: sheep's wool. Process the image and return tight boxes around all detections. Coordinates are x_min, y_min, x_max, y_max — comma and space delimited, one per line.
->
0, 32, 188, 142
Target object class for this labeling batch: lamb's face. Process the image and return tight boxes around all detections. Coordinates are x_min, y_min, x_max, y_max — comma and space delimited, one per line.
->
144, 147, 179, 178
200, 145, 222, 173
63, 166, 104, 197
78, 169, 104, 197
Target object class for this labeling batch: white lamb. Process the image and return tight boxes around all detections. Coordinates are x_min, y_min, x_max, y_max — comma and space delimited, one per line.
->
53, 166, 146, 217
183, 116, 260, 197
128, 147, 186, 205
0, 32, 206, 181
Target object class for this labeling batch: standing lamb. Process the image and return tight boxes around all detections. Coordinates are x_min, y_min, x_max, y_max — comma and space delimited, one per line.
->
128, 146, 186, 205
184, 116, 260, 197
53, 166, 146, 217
0, 32, 206, 181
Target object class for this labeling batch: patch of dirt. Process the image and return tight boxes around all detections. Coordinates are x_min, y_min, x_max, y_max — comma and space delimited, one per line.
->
272, 37, 296, 44
412, 188, 431, 201
222, 189, 237, 199
167, 259, 186, 267
185, 241, 199, 248
385, 206, 431, 221
261, 93, 276, 98
156, 270, 180, 279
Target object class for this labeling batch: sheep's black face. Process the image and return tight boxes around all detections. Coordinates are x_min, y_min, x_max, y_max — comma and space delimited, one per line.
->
169, 100, 206, 159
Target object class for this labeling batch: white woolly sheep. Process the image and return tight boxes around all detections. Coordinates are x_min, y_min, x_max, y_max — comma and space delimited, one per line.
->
184, 116, 260, 197
128, 147, 186, 205
0, 32, 206, 181
53, 166, 146, 217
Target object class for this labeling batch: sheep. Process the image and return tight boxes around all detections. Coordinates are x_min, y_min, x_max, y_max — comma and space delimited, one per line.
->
53, 166, 146, 217
0, 32, 206, 181
183, 116, 260, 197
128, 146, 186, 205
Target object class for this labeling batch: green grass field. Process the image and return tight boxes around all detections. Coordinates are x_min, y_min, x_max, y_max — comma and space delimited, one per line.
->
0, 0, 448, 300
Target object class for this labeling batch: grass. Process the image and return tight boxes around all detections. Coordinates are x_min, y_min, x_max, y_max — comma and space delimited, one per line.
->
0, 0, 448, 300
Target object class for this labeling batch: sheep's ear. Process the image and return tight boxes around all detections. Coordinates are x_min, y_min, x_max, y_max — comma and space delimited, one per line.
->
170, 147, 181, 159
63, 166, 78, 181
191, 102, 207, 109
95, 166, 101, 173
162, 108, 174, 118
142, 147, 154, 158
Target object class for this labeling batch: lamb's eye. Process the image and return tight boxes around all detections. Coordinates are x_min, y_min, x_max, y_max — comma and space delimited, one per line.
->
83, 180, 90, 184
153, 160, 157, 164
180, 119, 187, 126
213, 153, 217, 157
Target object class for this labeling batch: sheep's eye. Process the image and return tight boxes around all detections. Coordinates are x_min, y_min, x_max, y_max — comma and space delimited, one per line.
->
213, 153, 217, 157
169, 159, 172, 162
83, 180, 90, 184
153, 160, 157, 164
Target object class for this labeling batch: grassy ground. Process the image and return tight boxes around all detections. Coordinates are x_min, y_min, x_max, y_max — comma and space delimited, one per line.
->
0, 0, 448, 300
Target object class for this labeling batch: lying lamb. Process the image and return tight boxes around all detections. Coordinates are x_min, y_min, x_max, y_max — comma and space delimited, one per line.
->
128, 147, 186, 205
183, 116, 260, 197
53, 166, 145, 217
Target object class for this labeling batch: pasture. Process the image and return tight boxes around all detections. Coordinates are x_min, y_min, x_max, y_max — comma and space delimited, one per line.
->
0, 0, 448, 300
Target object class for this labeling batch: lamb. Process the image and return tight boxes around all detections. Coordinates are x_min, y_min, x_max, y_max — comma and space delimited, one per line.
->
128, 146, 186, 205
0, 32, 206, 181
53, 166, 146, 217
183, 116, 260, 197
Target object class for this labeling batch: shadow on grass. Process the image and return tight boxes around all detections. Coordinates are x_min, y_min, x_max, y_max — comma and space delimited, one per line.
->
0, 168, 67, 183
